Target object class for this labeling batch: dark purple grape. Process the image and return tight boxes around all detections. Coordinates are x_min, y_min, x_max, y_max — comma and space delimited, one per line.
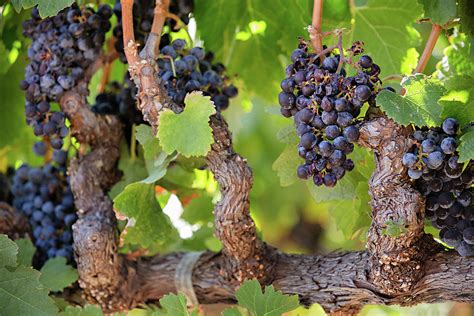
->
440, 137, 457, 154
354, 85, 371, 101
343, 126, 360, 143
297, 164, 311, 179
402, 153, 417, 168
442, 118, 458, 135
325, 125, 340, 140
323, 173, 337, 187
358, 55, 373, 69
318, 141, 333, 157
300, 133, 317, 150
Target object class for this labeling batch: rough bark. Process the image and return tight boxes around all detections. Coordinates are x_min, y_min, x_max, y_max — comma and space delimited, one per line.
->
58, 58, 134, 311
206, 115, 274, 284
358, 117, 443, 296
135, 248, 473, 314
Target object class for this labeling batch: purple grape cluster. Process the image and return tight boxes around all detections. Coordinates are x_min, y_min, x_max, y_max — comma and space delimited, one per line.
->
11, 164, 77, 265
403, 118, 474, 256
279, 40, 382, 187
158, 39, 238, 112
91, 75, 145, 144
112, 0, 193, 63
21, 4, 112, 164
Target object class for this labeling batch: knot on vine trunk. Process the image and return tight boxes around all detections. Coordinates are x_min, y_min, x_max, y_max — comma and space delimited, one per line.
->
73, 212, 137, 311
359, 117, 434, 295
207, 115, 275, 285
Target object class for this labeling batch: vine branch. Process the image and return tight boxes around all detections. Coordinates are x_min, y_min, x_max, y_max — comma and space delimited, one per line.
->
310, 0, 324, 53
414, 24, 442, 74
141, 0, 170, 60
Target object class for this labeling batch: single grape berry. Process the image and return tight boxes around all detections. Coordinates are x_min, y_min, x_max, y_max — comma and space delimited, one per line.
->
442, 118, 458, 135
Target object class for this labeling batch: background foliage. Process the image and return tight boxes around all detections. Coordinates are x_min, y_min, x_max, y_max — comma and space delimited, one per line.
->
0, 0, 472, 314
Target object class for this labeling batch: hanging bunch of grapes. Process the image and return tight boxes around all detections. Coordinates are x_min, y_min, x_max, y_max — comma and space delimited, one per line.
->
279, 39, 382, 187
403, 118, 474, 256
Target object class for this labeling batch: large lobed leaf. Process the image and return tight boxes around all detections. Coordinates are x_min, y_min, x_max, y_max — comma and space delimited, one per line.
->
0, 266, 58, 316
14, 237, 36, 267
437, 32, 474, 78
419, 0, 458, 26
11, 0, 75, 17
39, 257, 78, 292
158, 92, 216, 158
152, 293, 197, 316
113, 182, 173, 249
0, 234, 18, 268
439, 75, 474, 127
224, 279, 300, 316
350, 0, 423, 76
458, 128, 474, 163
136, 125, 177, 184
377, 74, 445, 127
59, 305, 103, 316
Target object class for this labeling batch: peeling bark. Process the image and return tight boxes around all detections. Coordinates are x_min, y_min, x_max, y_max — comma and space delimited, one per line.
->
206, 115, 275, 284
358, 117, 443, 296
135, 249, 473, 314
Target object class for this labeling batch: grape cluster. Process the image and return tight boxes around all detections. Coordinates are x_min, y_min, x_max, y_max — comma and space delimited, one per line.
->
113, 0, 193, 63
21, 4, 112, 161
91, 75, 144, 143
11, 164, 77, 264
280, 40, 382, 187
402, 118, 474, 256
158, 39, 238, 112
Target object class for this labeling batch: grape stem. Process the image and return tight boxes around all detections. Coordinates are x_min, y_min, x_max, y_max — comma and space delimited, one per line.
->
309, 0, 324, 53
141, 0, 171, 60
414, 23, 442, 74
120, 0, 138, 64
98, 37, 118, 93
400, 23, 442, 95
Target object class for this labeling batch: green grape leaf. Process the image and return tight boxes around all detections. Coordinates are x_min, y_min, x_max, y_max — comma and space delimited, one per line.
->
234, 279, 299, 316
0, 41, 11, 75
306, 147, 373, 238
459, 0, 474, 37
272, 145, 302, 187
181, 194, 214, 224
14, 237, 36, 267
59, 305, 103, 316
152, 293, 197, 316
419, 0, 457, 26
439, 75, 474, 127
114, 182, 173, 248
11, 0, 75, 17
351, 0, 423, 76
458, 129, 474, 163
0, 234, 18, 267
109, 143, 148, 199
158, 92, 216, 158
194, 0, 313, 101
307, 171, 359, 202
136, 125, 177, 184
39, 257, 78, 292
377, 74, 445, 127
437, 32, 474, 78
0, 265, 58, 316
